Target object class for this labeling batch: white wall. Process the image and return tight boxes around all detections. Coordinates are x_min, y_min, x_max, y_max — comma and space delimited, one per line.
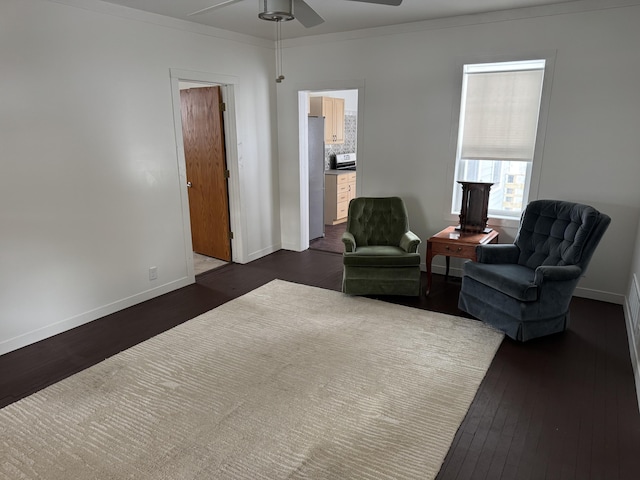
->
0, 0, 281, 354
277, 1, 640, 304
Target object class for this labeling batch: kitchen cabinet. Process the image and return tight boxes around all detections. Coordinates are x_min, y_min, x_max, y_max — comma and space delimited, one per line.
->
309, 96, 345, 144
324, 171, 356, 225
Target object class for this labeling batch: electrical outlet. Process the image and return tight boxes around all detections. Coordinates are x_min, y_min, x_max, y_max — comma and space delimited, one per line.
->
149, 266, 158, 281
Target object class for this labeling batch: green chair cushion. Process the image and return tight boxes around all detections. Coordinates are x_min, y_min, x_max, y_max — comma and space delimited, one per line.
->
343, 247, 421, 267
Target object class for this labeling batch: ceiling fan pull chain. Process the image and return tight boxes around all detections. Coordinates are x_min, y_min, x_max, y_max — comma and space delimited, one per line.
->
276, 20, 285, 83
276, 20, 280, 79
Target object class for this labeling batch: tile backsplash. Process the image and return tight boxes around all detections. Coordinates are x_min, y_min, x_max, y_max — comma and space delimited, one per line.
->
325, 111, 357, 170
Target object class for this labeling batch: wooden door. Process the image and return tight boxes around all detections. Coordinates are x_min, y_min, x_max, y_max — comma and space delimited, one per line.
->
180, 86, 231, 261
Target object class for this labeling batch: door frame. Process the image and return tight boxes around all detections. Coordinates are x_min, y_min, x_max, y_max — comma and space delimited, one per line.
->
297, 81, 365, 250
170, 69, 246, 279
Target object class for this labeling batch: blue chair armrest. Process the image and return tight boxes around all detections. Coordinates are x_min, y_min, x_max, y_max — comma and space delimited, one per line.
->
476, 244, 520, 264
534, 265, 582, 285
400, 231, 421, 253
533, 265, 583, 317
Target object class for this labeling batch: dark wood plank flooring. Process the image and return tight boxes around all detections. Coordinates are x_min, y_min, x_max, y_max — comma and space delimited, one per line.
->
1, 248, 639, 479
309, 223, 346, 254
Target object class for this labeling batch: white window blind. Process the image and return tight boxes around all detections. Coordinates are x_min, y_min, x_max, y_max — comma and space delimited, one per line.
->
460, 63, 545, 162
451, 59, 548, 220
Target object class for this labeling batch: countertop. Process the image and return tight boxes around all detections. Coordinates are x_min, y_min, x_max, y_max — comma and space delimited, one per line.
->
325, 169, 356, 175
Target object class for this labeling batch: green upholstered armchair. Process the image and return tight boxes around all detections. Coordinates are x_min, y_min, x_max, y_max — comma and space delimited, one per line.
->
341, 197, 422, 296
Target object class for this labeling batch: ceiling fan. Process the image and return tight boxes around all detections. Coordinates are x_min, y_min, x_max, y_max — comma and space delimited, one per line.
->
189, 0, 403, 82
188, 0, 403, 28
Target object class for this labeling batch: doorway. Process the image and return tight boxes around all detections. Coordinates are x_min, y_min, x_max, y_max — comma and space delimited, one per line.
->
170, 69, 244, 278
304, 89, 359, 254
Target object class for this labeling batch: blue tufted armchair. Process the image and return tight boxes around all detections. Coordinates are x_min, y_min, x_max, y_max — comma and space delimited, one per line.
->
341, 197, 421, 296
458, 199, 610, 341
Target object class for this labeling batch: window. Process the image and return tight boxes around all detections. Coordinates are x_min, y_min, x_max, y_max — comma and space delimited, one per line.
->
451, 59, 546, 220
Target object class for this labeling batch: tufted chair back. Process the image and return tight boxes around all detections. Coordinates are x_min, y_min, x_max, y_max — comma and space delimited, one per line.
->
346, 197, 410, 247
515, 199, 611, 270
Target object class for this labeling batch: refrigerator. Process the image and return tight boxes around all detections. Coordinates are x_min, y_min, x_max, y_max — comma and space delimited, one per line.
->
308, 116, 325, 241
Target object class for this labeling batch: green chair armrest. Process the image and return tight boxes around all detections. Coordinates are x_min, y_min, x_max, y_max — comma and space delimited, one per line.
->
342, 231, 356, 252
400, 231, 421, 253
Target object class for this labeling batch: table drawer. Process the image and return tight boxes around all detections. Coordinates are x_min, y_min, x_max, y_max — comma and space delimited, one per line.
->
431, 242, 477, 259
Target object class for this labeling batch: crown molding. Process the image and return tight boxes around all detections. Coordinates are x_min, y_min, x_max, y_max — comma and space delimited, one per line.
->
46, 0, 640, 50
48, 0, 273, 49
283, 0, 640, 48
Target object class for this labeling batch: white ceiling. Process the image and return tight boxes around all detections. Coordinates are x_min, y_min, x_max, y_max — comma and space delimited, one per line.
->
98, 0, 583, 40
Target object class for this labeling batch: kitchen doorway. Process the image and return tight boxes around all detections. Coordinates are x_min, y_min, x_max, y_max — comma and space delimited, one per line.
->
304, 89, 359, 254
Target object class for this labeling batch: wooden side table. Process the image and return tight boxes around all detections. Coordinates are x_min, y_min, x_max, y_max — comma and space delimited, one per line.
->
425, 226, 499, 295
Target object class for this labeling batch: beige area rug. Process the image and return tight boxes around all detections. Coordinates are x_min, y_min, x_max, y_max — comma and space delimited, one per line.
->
0, 280, 503, 480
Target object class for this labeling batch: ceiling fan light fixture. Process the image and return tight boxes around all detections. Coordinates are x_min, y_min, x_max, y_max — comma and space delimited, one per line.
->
258, 0, 294, 22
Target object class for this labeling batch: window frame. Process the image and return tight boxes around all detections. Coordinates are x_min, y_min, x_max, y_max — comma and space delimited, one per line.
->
444, 52, 556, 228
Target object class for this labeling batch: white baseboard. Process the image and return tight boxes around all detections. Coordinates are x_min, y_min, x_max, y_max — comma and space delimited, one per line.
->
624, 274, 640, 413
428, 264, 464, 278
573, 286, 624, 305
244, 243, 282, 263
427, 264, 624, 305
0, 277, 194, 356
281, 242, 304, 253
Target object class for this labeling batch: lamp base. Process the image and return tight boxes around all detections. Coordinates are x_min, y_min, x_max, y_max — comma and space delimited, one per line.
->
455, 225, 493, 234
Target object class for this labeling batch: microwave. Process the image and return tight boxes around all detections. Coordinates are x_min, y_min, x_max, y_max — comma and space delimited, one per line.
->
333, 153, 356, 170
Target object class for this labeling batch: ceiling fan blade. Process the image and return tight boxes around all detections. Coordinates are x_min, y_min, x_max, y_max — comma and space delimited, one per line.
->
293, 0, 324, 28
346, 0, 403, 5
188, 0, 244, 17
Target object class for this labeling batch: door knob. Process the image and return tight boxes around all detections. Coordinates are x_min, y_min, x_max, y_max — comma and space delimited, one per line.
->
187, 182, 192, 188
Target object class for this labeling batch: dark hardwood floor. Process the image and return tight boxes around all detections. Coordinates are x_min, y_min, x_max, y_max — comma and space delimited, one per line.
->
309, 222, 346, 254
2, 248, 639, 479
